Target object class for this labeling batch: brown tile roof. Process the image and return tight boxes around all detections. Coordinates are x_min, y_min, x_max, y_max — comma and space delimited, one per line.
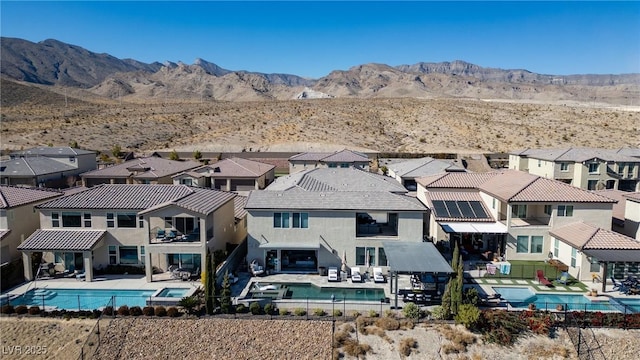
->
289, 149, 369, 163
179, 157, 275, 178
17, 229, 106, 251
0, 230, 10, 239
594, 190, 628, 222
550, 222, 640, 250
81, 157, 201, 179
416, 172, 497, 189
0, 186, 63, 209
623, 192, 640, 203
511, 147, 640, 163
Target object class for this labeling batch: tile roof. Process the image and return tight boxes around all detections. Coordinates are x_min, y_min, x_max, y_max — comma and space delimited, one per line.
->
266, 168, 408, 193
623, 192, 640, 203
0, 230, 10, 239
171, 187, 235, 215
37, 184, 194, 210
593, 190, 628, 221
18, 229, 106, 251
81, 157, 201, 179
10, 147, 95, 157
510, 147, 640, 163
416, 172, 497, 189
234, 195, 247, 219
617, 148, 640, 158
550, 222, 640, 250
388, 157, 465, 178
289, 149, 369, 163
175, 157, 275, 179
246, 189, 426, 211
0, 186, 63, 209
423, 191, 494, 222
0, 157, 77, 176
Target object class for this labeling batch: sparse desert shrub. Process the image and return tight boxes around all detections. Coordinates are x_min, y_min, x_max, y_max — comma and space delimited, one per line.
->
399, 337, 418, 357
167, 307, 181, 317
375, 316, 400, 331
402, 302, 420, 320
455, 304, 481, 330
333, 330, 351, 347
102, 306, 113, 316
278, 307, 289, 316
117, 305, 130, 316
155, 306, 167, 317
15, 305, 28, 315
356, 316, 375, 334
384, 309, 396, 318
263, 303, 275, 315
342, 338, 372, 357
129, 306, 142, 316
350, 310, 361, 318
368, 310, 379, 318
28, 306, 41, 315
439, 324, 477, 354
333, 309, 342, 317
313, 308, 326, 316
142, 306, 154, 316
235, 304, 247, 314
430, 305, 448, 320
1, 305, 14, 314
249, 302, 262, 315
399, 319, 415, 329
342, 323, 355, 333
293, 308, 306, 316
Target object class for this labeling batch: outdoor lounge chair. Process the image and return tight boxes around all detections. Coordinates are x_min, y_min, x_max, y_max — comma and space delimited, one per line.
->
373, 267, 386, 283
328, 267, 340, 282
250, 260, 265, 277
156, 229, 166, 240
75, 270, 86, 281
351, 267, 363, 283
556, 271, 570, 285
536, 269, 553, 287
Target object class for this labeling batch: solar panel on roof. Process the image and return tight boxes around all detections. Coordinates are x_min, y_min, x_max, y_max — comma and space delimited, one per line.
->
444, 201, 462, 217
457, 201, 475, 218
469, 201, 488, 218
432, 200, 450, 217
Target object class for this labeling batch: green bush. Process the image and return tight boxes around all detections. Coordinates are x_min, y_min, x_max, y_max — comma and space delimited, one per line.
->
463, 288, 480, 306
155, 306, 167, 317
455, 304, 481, 329
102, 306, 114, 316
264, 303, 276, 315
333, 309, 343, 317
313, 308, 326, 316
117, 305, 130, 316
402, 302, 420, 320
368, 310, 379, 318
1, 305, 14, 314
278, 308, 289, 316
28, 306, 41, 315
384, 309, 396, 318
430, 305, 448, 320
129, 306, 142, 316
178, 296, 200, 315
167, 307, 181, 317
249, 302, 262, 315
142, 306, 155, 316
294, 308, 306, 316
236, 304, 247, 313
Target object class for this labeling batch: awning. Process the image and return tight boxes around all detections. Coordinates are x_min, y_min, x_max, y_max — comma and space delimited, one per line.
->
382, 241, 453, 273
258, 242, 320, 249
440, 222, 508, 234
18, 230, 106, 252
583, 249, 640, 263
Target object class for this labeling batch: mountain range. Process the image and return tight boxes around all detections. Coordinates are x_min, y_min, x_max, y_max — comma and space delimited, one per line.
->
1, 37, 639, 104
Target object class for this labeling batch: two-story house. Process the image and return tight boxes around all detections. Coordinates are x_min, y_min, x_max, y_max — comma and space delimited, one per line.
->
509, 147, 640, 192
382, 157, 466, 191
80, 157, 201, 187
0, 147, 97, 188
245, 168, 428, 276
17, 184, 243, 282
288, 149, 371, 174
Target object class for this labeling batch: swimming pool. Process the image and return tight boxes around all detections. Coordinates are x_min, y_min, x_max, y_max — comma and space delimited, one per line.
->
249, 282, 386, 301
493, 287, 617, 312
614, 298, 640, 313
155, 288, 189, 298
7, 288, 160, 310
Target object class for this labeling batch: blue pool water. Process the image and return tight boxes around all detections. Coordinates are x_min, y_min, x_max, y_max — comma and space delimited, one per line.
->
250, 282, 386, 301
156, 288, 188, 298
8, 288, 156, 310
615, 298, 640, 313
493, 287, 616, 312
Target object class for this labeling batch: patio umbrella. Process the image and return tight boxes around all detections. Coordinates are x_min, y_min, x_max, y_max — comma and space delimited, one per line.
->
341, 250, 348, 273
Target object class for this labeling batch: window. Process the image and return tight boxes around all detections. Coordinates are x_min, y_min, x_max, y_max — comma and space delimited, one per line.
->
553, 238, 559, 257
492, 198, 496, 209
560, 162, 569, 172
273, 212, 290, 228
511, 205, 527, 218
378, 247, 387, 266
109, 246, 117, 265
530, 236, 543, 253
119, 246, 138, 265
366, 247, 376, 267
83, 213, 92, 227
537, 160, 542, 168
557, 205, 573, 217
139, 215, 144, 228
140, 246, 145, 265
180, 178, 193, 186
117, 213, 137, 228
328, 163, 337, 168
62, 212, 82, 227
629, 164, 635, 176
356, 247, 366, 266
339, 163, 349, 168
69, 156, 76, 163
571, 248, 577, 268
106, 213, 115, 228
589, 257, 600, 272
292, 212, 308, 228
544, 205, 552, 216
588, 163, 599, 174
164, 216, 173, 228
54, 252, 64, 264
618, 163, 626, 175
587, 180, 598, 190
52, 212, 60, 227
516, 236, 529, 253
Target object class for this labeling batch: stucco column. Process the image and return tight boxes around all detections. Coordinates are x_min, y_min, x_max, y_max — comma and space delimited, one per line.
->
22, 252, 33, 281
226, 178, 231, 191
145, 252, 153, 282
83, 251, 93, 282
255, 180, 259, 190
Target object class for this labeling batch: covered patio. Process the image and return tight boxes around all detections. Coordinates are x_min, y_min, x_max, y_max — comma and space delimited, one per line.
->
382, 241, 454, 309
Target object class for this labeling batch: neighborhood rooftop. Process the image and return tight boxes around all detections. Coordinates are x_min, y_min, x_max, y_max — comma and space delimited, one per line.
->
0, 185, 63, 209
266, 167, 408, 193
10, 146, 95, 157
510, 147, 640, 163
18, 229, 106, 252
81, 157, 201, 179
0, 157, 77, 176
387, 157, 465, 178
289, 149, 369, 162
550, 222, 640, 262
174, 157, 275, 178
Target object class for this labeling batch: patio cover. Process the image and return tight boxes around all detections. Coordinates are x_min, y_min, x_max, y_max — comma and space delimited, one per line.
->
382, 241, 453, 274
17, 229, 106, 252
258, 241, 320, 249
440, 222, 508, 234
583, 249, 640, 263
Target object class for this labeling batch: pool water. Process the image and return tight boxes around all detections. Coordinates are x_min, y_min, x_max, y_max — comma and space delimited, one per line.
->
493, 287, 617, 312
8, 288, 156, 310
615, 298, 640, 313
156, 288, 188, 298
250, 282, 386, 301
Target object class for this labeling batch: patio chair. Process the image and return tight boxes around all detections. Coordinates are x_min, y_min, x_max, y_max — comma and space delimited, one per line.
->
328, 267, 340, 282
249, 260, 265, 277
536, 269, 553, 287
485, 264, 497, 276
156, 229, 166, 240
75, 270, 86, 281
373, 267, 386, 283
556, 271, 570, 285
351, 267, 363, 283
611, 276, 623, 291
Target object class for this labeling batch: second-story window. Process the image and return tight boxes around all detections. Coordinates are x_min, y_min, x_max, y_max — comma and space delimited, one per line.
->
292, 212, 308, 228
557, 205, 574, 217
560, 163, 569, 171
106, 213, 115, 228
117, 213, 137, 228
273, 212, 290, 228
52, 212, 60, 227
511, 204, 527, 218
62, 212, 82, 227
83, 213, 92, 227
588, 163, 599, 174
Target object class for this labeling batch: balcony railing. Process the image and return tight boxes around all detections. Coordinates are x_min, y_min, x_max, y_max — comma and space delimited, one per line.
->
149, 226, 202, 244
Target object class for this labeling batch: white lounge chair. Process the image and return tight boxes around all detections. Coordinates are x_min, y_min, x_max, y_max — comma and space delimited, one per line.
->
373, 267, 386, 283
328, 267, 339, 282
351, 267, 363, 283
250, 259, 265, 276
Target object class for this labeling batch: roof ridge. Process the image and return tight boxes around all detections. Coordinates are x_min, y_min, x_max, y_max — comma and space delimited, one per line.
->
22, 158, 36, 176
582, 224, 603, 250
506, 174, 540, 201
553, 148, 573, 161
228, 157, 259, 176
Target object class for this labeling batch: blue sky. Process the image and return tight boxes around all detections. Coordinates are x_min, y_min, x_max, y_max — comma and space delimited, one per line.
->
2, 1, 639, 78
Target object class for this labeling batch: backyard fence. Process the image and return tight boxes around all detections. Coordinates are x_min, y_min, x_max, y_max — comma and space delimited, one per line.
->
472, 262, 570, 281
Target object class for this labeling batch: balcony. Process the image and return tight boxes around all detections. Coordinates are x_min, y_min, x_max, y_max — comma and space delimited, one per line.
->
150, 227, 203, 244
356, 223, 398, 237
502, 217, 550, 228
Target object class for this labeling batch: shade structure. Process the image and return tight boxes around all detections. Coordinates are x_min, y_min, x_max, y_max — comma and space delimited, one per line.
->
382, 241, 453, 274
440, 222, 508, 234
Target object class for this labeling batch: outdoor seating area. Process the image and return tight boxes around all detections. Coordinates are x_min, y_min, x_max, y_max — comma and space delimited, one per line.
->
373, 267, 386, 283
612, 276, 640, 295
249, 260, 265, 277
536, 269, 553, 287
350, 267, 363, 283
169, 265, 200, 281
328, 267, 340, 282
402, 291, 432, 305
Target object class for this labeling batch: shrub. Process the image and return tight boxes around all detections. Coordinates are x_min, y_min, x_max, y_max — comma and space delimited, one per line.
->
263, 303, 275, 315
155, 306, 167, 317
1, 305, 14, 314
117, 305, 130, 316
235, 304, 247, 314
342, 339, 372, 357
399, 337, 418, 357
439, 325, 476, 354
142, 306, 155, 316
399, 319, 415, 329
368, 310, 379, 318
167, 307, 181, 317
28, 306, 41, 315
102, 306, 114, 316
313, 308, 326, 316
278, 307, 289, 316
293, 308, 306, 316
455, 304, 481, 330
384, 309, 396, 318
375, 316, 400, 331
480, 310, 527, 345
249, 302, 262, 315
129, 306, 142, 316
350, 310, 361, 318
403, 302, 420, 320
178, 296, 200, 315
463, 288, 480, 306
430, 305, 448, 320
333, 309, 343, 317
15, 305, 28, 315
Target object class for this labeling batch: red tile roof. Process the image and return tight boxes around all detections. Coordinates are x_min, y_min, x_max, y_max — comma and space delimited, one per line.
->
0, 186, 63, 209
550, 222, 640, 250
